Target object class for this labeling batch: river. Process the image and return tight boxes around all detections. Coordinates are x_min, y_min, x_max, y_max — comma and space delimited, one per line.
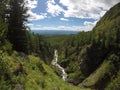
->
51, 49, 67, 81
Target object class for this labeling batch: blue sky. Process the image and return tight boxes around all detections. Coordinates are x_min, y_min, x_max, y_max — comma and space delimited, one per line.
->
26, 0, 120, 31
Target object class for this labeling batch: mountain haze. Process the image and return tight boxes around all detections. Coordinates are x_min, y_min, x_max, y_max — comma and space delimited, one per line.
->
31, 30, 79, 35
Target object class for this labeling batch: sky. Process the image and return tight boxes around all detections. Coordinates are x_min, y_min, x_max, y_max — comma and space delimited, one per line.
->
26, 0, 120, 31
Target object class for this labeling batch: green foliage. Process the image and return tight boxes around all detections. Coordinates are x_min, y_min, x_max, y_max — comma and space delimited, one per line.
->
0, 51, 12, 89
0, 1, 120, 90
0, 51, 10, 76
79, 53, 120, 90
45, 3, 120, 89
81, 60, 108, 84
69, 70, 85, 84
0, 76, 11, 90
105, 71, 120, 90
0, 17, 7, 40
1, 52, 86, 90
7, 0, 29, 53
0, 0, 7, 47
0, 40, 12, 53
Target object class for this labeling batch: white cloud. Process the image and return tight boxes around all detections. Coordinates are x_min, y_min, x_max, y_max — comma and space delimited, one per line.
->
82, 20, 98, 30
27, 23, 34, 26
46, 0, 64, 16
47, 0, 120, 20
62, 0, 120, 19
28, 0, 120, 31
28, 11, 47, 21
60, 18, 69, 21
26, 0, 38, 9
30, 24, 94, 31
84, 21, 97, 26
26, 0, 47, 21
30, 20, 98, 31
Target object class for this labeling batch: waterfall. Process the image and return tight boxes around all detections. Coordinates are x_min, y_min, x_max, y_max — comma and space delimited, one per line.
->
51, 49, 67, 81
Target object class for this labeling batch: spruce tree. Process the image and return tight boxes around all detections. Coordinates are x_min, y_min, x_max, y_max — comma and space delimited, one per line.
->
0, 0, 8, 47
7, 0, 29, 53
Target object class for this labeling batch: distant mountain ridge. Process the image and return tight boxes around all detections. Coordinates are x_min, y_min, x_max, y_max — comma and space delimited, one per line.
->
31, 30, 79, 35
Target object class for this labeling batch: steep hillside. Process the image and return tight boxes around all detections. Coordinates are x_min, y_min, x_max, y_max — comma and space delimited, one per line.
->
0, 51, 90, 90
46, 2, 120, 90
0, 2, 120, 90
80, 54, 120, 90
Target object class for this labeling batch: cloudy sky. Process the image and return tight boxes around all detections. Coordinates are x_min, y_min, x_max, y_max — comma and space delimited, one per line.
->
26, 0, 120, 31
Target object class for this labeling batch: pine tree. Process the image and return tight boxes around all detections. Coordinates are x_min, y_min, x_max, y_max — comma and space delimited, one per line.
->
7, 0, 29, 53
0, 0, 8, 46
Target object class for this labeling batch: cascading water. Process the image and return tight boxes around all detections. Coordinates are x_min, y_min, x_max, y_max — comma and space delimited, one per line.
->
51, 49, 67, 81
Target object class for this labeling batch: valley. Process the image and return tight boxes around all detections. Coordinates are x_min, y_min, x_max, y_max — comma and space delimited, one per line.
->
0, 1, 120, 90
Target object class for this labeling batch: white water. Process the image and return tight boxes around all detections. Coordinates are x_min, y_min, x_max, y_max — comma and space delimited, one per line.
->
51, 49, 67, 81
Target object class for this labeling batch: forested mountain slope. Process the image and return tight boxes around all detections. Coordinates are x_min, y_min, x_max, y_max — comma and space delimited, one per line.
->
0, 0, 82, 89
46, 3, 120, 90
0, 1, 120, 90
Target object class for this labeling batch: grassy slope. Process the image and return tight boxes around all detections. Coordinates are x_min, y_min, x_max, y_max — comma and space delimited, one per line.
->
3, 52, 90, 90
105, 70, 120, 90
80, 60, 111, 87
79, 3, 120, 89
80, 58, 120, 90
